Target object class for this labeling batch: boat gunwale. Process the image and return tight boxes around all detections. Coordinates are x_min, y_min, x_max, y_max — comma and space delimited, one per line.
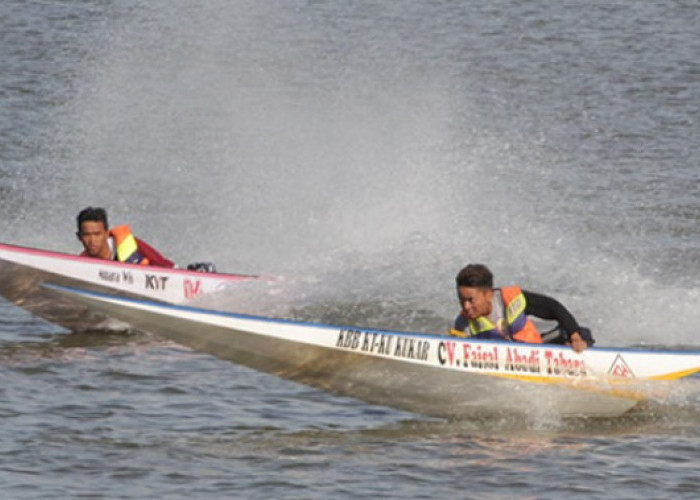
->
0, 242, 258, 281
40, 283, 700, 358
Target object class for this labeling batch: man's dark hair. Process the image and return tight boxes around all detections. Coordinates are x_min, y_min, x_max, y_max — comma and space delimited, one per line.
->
456, 263, 493, 289
76, 207, 108, 232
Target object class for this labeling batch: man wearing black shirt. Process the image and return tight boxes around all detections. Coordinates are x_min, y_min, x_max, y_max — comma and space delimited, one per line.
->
453, 263, 594, 352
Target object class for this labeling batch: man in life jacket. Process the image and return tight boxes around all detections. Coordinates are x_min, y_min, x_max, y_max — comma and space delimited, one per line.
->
452, 263, 593, 353
76, 206, 175, 268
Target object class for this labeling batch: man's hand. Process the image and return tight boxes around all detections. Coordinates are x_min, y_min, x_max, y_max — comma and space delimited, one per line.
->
568, 331, 588, 353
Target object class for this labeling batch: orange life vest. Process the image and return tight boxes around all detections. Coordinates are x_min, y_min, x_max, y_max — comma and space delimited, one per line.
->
110, 225, 150, 265
467, 286, 543, 344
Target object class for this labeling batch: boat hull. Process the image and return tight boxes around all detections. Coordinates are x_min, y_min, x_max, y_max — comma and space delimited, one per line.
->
0, 242, 260, 330
43, 284, 700, 418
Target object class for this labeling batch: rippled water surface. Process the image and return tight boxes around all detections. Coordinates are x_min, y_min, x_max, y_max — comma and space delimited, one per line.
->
2, 0, 700, 497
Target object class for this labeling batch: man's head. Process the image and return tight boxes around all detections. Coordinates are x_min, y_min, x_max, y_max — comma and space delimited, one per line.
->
76, 207, 111, 259
456, 263, 494, 319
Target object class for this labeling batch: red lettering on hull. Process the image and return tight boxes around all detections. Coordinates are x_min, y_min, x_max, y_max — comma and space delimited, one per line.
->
184, 279, 202, 299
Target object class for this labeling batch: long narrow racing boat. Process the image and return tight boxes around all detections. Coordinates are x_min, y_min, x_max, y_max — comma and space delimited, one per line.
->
42, 283, 700, 418
0, 242, 263, 330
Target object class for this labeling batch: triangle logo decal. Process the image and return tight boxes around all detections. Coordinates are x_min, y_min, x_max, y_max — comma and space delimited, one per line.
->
608, 354, 634, 378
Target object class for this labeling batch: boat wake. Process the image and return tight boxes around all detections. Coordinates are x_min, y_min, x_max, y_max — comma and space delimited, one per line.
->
190, 272, 452, 335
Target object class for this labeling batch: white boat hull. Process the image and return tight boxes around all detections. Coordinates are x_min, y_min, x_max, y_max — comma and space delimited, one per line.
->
0, 242, 261, 330
43, 284, 700, 418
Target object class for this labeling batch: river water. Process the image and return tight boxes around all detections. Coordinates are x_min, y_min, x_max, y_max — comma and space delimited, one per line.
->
1, 1, 700, 497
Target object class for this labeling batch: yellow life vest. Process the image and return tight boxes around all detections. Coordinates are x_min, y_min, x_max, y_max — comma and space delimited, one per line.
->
109, 225, 150, 265
467, 286, 542, 344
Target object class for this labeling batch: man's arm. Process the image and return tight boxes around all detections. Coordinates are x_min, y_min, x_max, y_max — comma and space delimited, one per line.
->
522, 290, 580, 340
135, 238, 175, 268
